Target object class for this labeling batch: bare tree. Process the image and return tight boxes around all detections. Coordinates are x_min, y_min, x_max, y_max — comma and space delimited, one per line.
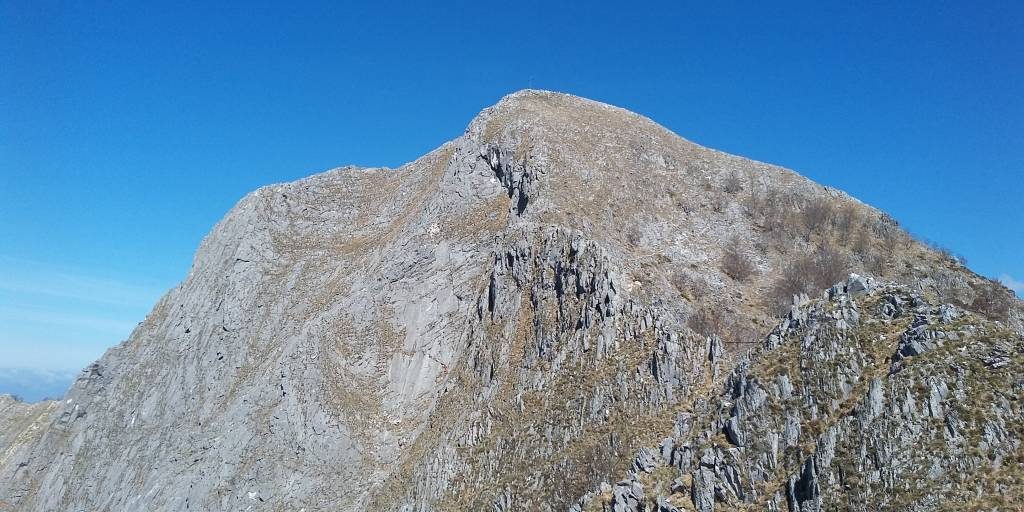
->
801, 197, 835, 232
723, 172, 744, 194
721, 238, 756, 282
687, 306, 723, 338
971, 280, 1013, 321
768, 242, 850, 316
670, 270, 707, 300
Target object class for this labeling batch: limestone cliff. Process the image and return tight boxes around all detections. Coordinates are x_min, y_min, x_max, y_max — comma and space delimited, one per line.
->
1, 91, 1019, 512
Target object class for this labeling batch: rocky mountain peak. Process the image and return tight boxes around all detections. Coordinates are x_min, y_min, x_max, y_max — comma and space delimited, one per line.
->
1, 92, 1019, 512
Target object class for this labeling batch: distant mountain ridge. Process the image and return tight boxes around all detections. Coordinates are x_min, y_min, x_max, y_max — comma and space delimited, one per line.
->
0, 368, 77, 402
1, 90, 1020, 511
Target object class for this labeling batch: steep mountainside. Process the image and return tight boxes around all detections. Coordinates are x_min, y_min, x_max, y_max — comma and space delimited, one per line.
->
1, 91, 1020, 512
574, 277, 1023, 512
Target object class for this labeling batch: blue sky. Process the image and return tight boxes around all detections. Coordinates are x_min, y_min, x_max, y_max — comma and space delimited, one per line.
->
1, 1, 1022, 398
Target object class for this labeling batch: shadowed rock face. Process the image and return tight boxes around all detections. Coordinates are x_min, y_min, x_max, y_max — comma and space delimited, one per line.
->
1, 91, 1020, 512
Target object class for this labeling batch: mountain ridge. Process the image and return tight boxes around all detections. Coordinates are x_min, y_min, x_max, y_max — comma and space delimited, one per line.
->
1, 91, 1019, 512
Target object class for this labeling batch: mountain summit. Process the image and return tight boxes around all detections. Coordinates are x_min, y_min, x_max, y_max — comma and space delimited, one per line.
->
2, 91, 1021, 511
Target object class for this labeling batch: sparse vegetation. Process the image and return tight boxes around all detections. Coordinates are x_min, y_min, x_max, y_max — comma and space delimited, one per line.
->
670, 270, 706, 300
687, 304, 759, 346
832, 203, 859, 246
768, 243, 851, 315
625, 225, 642, 248
723, 172, 744, 194
970, 279, 1013, 321
873, 214, 903, 255
918, 237, 970, 267
720, 238, 756, 282
687, 305, 722, 339
800, 196, 836, 232
744, 186, 798, 241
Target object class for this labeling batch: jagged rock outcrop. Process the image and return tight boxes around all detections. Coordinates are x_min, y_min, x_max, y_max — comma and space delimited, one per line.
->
575, 276, 1024, 511
1, 90, 1020, 512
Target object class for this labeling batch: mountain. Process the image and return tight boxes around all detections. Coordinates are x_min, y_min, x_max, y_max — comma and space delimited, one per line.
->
1, 90, 1020, 512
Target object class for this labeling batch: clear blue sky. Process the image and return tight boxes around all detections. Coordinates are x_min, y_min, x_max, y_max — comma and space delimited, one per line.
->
2, 1, 1022, 396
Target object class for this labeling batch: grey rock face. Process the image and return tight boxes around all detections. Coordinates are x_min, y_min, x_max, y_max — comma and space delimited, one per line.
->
1, 90, 1020, 512
611, 480, 645, 512
577, 282, 1024, 512
632, 446, 661, 473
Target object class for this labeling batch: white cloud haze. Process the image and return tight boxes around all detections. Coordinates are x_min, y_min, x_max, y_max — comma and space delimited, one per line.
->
0, 256, 163, 374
